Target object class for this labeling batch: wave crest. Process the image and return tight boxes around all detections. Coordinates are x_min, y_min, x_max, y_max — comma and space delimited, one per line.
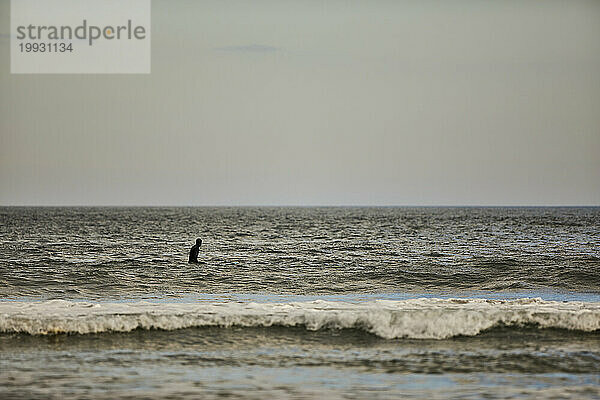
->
1, 298, 599, 339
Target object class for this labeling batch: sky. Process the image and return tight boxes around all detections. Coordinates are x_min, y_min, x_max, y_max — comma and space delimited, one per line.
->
1, 0, 599, 206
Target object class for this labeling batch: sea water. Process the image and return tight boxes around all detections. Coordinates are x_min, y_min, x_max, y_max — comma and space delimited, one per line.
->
1, 207, 599, 399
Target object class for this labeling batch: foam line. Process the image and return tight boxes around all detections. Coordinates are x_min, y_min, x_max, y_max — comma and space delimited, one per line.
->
1, 298, 599, 339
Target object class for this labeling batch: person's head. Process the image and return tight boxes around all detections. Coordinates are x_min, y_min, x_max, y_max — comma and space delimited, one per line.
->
196, 238, 202, 246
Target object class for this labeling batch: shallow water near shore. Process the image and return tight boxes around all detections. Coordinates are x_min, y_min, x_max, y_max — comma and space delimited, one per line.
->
1, 207, 599, 398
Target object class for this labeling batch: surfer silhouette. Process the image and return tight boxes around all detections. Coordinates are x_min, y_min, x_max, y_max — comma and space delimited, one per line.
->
188, 238, 202, 263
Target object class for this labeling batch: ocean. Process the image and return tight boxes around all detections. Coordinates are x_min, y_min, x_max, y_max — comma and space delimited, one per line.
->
1, 206, 599, 399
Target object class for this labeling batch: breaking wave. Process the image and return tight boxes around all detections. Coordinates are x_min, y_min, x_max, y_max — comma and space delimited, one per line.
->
1, 298, 599, 339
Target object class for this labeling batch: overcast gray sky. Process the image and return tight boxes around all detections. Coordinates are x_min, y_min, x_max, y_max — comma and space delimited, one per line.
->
1, 0, 599, 206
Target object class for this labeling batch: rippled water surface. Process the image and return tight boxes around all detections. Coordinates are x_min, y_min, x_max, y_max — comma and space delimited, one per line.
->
1, 207, 599, 399
1, 207, 599, 298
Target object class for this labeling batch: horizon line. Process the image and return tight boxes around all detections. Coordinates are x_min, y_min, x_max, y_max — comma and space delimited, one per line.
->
1, 204, 599, 208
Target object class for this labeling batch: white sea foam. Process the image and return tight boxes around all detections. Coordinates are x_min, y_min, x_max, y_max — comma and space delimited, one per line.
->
1, 298, 599, 339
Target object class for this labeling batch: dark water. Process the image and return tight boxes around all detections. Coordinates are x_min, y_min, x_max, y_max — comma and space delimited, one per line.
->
1, 207, 599, 399
1, 207, 599, 298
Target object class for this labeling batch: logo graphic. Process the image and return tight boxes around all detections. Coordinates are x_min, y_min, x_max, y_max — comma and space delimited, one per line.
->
11, 0, 151, 74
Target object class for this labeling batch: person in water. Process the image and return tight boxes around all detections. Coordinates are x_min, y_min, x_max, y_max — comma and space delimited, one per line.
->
188, 238, 202, 263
